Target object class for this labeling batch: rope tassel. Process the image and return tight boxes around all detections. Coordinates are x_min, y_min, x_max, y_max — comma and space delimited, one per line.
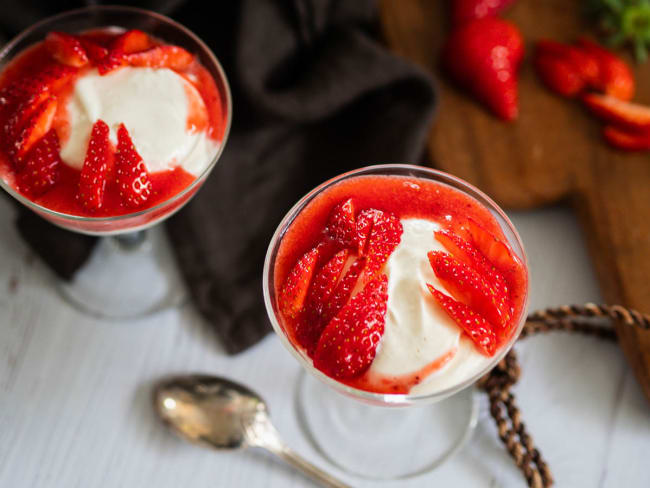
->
478, 303, 650, 487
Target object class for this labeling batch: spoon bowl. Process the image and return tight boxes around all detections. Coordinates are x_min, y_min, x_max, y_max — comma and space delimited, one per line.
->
153, 374, 350, 488
154, 374, 266, 450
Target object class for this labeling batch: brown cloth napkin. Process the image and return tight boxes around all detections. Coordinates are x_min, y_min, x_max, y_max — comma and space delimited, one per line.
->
6, 0, 436, 353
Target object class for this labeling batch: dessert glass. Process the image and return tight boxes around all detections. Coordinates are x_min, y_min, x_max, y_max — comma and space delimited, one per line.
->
0, 6, 232, 318
263, 164, 529, 480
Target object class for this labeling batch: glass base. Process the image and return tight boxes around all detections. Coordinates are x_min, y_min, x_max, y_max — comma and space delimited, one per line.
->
57, 226, 187, 319
295, 371, 479, 481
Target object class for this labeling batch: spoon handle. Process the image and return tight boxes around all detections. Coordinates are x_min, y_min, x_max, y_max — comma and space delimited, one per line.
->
247, 417, 351, 488
268, 444, 352, 488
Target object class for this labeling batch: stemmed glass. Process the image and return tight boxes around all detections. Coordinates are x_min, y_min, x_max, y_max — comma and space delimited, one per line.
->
263, 164, 529, 480
0, 6, 232, 318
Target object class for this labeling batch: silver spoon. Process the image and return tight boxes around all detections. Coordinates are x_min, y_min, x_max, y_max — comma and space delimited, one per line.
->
153, 374, 351, 488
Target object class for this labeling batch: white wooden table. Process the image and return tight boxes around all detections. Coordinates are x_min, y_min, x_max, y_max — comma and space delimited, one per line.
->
1, 196, 649, 487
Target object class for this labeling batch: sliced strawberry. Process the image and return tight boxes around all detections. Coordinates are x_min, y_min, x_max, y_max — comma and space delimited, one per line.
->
582, 93, 650, 133
324, 198, 357, 250
114, 124, 152, 208
80, 39, 109, 64
12, 96, 57, 160
295, 249, 349, 354
112, 30, 155, 54
427, 286, 497, 356
2, 66, 74, 159
16, 129, 61, 197
602, 125, 650, 151
355, 209, 402, 280
465, 218, 523, 277
0, 64, 76, 115
3, 90, 50, 144
534, 53, 585, 97
279, 247, 320, 319
535, 40, 600, 85
77, 39, 124, 75
305, 249, 350, 317
356, 208, 401, 260
314, 275, 388, 379
319, 256, 366, 327
125, 46, 193, 70
355, 208, 375, 255
434, 229, 510, 296
97, 52, 126, 75
428, 251, 510, 328
45, 32, 88, 68
78, 120, 112, 211
577, 38, 635, 101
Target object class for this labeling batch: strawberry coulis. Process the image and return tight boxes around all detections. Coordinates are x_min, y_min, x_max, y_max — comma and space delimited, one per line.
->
274, 174, 528, 394
0, 29, 226, 218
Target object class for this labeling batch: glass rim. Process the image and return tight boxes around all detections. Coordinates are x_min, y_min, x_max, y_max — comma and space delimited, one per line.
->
262, 163, 530, 406
0, 5, 233, 223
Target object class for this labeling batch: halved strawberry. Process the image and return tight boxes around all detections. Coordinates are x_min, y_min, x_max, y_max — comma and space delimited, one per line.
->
279, 247, 320, 319
12, 96, 57, 160
434, 229, 509, 297
295, 249, 349, 354
428, 251, 510, 328
112, 30, 155, 54
17, 129, 61, 197
582, 93, 650, 133
465, 218, 523, 277
355, 208, 402, 279
324, 198, 357, 250
602, 125, 650, 151
319, 256, 366, 327
78, 119, 112, 211
125, 46, 193, 70
427, 285, 497, 356
114, 124, 152, 208
577, 38, 635, 101
314, 274, 388, 379
45, 32, 88, 68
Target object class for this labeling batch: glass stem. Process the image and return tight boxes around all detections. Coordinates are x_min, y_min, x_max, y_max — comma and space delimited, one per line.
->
110, 229, 148, 252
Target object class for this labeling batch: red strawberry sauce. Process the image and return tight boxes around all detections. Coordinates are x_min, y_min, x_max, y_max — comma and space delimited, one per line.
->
274, 174, 528, 394
0, 29, 227, 218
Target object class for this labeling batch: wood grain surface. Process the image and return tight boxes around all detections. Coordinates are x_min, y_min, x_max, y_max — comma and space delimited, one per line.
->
379, 0, 650, 403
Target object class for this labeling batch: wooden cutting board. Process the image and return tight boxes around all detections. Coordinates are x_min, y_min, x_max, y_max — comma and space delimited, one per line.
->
379, 0, 650, 403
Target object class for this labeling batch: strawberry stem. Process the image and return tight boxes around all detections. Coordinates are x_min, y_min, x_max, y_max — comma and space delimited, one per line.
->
586, 0, 650, 63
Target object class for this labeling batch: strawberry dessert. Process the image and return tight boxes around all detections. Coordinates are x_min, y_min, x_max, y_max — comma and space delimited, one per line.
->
272, 173, 527, 395
0, 28, 226, 221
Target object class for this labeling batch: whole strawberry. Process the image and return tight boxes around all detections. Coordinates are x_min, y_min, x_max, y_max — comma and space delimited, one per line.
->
443, 17, 524, 121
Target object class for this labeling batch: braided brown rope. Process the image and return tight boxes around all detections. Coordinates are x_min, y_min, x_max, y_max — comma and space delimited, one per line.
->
478, 303, 650, 488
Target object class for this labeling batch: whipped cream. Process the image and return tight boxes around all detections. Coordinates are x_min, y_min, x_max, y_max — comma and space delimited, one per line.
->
60, 67, 218, 175
370, 218, 493, 395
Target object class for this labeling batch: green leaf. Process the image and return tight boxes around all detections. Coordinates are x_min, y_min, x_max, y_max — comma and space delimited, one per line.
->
587, 0, 650, 63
